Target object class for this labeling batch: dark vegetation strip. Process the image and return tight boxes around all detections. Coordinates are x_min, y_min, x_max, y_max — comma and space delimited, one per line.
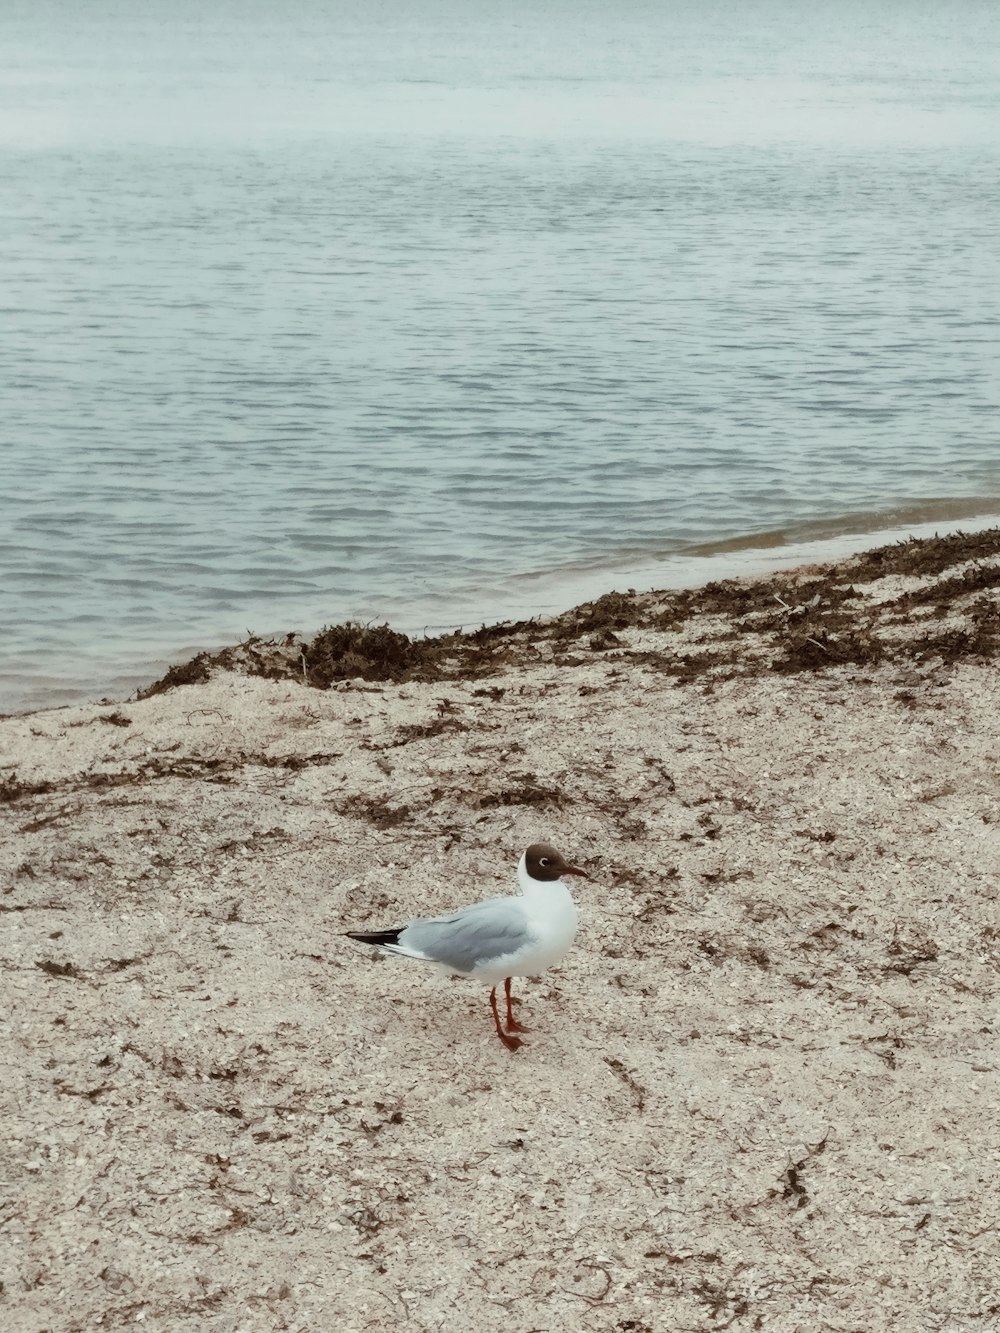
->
126, 527, 1000, 698
0, 751, 343, 806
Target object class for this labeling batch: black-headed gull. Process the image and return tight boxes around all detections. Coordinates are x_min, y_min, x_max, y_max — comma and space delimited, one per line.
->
344, 842, 588, 1051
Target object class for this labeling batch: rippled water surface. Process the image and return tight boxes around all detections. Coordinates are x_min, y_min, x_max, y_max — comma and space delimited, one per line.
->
3, 0, 1000, 710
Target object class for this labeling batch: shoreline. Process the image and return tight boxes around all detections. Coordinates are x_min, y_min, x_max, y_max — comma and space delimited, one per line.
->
6, 509, 1000, 718
133, 521, 1000, 701
2, 524, 998, 1328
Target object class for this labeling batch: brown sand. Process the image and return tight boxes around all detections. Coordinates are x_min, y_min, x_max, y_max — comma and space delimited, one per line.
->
2, 532, 999, 1332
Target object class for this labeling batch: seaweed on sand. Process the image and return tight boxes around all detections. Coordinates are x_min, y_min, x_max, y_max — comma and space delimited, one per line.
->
132, 528, 1000, 698
303, 624, 438, 686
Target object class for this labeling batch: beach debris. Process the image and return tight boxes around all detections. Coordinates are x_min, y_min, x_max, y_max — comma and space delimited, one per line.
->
34, 958, 83, 980
131, 527, 1000, 697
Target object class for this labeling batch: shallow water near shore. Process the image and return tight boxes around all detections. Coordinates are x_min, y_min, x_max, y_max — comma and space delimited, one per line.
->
3, 0, 1000, 712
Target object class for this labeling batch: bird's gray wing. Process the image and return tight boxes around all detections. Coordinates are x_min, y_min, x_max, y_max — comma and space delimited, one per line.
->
399, 897, 533, 973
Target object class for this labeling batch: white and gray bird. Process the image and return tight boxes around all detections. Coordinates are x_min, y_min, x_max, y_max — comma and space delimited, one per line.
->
344, 842, 588, 1050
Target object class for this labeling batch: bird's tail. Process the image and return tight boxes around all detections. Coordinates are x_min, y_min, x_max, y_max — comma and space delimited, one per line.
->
344, 928, 404, 949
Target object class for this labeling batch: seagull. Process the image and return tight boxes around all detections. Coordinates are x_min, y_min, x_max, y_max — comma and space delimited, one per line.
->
344, 842, 588, 1051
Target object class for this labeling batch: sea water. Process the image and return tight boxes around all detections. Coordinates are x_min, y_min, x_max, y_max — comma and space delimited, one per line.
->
2, 0, 999, 711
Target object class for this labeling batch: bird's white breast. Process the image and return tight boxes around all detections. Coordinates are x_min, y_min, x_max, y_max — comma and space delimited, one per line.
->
518, 879, 579, 970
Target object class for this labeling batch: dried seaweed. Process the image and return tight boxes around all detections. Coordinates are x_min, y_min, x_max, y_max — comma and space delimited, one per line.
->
304, 624, 434, 686
1, 773, 58, 803
476, 774, 566, 809
846, 527, 1000, 580
130, 527, 1000, 699
336, 794, 412, 828
35, 958, 83, 980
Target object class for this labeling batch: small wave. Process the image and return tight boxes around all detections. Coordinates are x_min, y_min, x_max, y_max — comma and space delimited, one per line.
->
683, 497, 1000, 558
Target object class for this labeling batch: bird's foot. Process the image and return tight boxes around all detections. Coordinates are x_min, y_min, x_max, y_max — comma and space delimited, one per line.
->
498, 1030, 524, 1052
505, 1017, 530, 1034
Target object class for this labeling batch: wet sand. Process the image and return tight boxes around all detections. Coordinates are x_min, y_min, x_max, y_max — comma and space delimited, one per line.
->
2, 529, 999, 1331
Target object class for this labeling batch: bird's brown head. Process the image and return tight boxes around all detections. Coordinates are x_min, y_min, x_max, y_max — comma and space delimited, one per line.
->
524, 842, 588, 882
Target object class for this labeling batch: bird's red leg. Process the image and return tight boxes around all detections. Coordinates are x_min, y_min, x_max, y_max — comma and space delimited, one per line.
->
504, 976, 530, 1034
490, 985, 522, 1052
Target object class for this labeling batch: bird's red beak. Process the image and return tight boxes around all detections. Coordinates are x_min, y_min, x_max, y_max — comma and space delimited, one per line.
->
562, 864, 588, 878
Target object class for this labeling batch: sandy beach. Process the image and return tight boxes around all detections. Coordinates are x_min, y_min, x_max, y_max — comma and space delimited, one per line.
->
2, 529, 999, 1332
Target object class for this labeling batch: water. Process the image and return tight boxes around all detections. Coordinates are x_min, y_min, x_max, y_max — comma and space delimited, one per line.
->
3, 0, 999, 712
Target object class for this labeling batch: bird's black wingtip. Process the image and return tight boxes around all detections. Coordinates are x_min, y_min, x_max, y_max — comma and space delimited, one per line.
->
344, 928, 403, 947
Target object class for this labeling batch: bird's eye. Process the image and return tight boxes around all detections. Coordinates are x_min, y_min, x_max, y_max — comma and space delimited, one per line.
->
540, 857, 550, 865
